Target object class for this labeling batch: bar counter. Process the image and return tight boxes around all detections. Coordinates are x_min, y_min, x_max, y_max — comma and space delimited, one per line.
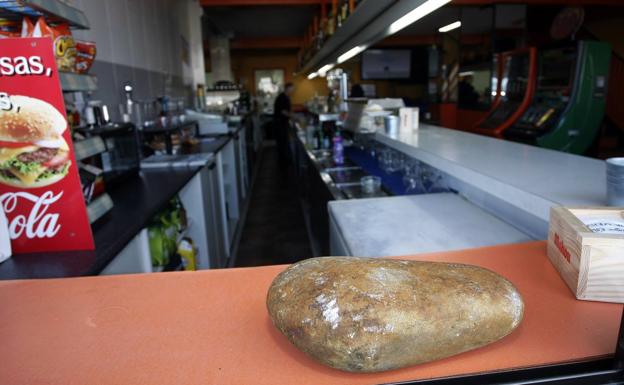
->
328, 193, 531, 257
0, 128, 244, 279
0, 167, 201, 279
375, 124, 607, 238
0, 241, 621, 385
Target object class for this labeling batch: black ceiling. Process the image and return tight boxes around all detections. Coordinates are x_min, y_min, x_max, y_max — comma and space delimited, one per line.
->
203, 5, 318, 39
397, 5, 525, 35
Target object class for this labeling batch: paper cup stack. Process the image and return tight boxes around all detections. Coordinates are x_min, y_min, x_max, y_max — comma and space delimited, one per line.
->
606, 157, 624, 206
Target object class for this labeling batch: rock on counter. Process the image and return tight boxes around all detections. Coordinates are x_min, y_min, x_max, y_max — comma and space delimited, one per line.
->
329, 193, 531, 257
267, 257, 524, 372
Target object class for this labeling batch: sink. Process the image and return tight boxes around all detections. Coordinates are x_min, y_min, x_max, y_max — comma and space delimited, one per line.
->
308, 146, 392, 200
336, 182, 389, 199
309, 149, 357, 169
325, 167, 368, 184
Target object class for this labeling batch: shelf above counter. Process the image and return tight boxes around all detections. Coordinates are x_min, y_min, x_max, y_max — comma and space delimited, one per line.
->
299, 0, 449, 75
0, 167, 201, 280
59, 71, 98, 92
0, 0, 89, 29
300, 0, 394, 75
74, 136, 106, 161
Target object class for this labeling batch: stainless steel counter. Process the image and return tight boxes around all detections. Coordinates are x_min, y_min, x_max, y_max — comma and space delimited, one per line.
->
329, 193, 531, 257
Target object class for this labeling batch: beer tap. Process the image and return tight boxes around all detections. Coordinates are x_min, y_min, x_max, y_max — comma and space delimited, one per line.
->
122, 82, 134, 123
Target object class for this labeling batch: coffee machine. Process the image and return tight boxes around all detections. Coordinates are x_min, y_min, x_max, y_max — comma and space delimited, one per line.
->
75, 123, 140, 187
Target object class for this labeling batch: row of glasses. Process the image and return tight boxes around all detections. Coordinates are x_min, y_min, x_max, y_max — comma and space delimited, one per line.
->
419, 163, 447, 193
376, 145, 449, 194
378, 147, 405, 173
169, 98, 187, 126
403, 159, 422, 194
128, 99, 158, 130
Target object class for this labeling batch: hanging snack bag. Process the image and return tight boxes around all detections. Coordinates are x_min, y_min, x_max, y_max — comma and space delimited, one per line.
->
19, 17, 34, 37
178, 238, 197, 271
25, 17, 76, 72
74, 40, 96, 74
0, 18, 20, 38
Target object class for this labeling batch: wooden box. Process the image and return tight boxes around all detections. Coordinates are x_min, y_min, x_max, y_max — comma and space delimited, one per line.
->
547, 206, 624, 303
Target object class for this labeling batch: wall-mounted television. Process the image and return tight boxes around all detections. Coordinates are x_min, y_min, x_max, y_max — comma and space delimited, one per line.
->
361, 49, 412, 80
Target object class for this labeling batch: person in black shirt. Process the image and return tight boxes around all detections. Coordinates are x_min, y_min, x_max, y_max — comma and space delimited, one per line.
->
273, 83, 295, 170
458, 75, 480, 109
350, 83, 365, 98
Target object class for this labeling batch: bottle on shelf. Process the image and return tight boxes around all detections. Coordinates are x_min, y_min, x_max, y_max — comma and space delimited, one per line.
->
328, 0, 337, 34
322, 129, 331, 150
333, 129, 344, 165
196, 84, 205, 111
317, 17, 325, 49
158, 95, 170, 126
336, 0, 343, 28
341, 0, 349, 25
314, 128, 322, 150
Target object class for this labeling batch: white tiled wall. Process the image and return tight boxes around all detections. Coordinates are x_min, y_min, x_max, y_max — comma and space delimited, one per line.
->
64, 0, 206, 115
72, 0, 204, 83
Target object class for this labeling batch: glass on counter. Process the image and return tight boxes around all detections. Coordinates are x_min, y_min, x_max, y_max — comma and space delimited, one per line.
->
360, 176, 381, 196
378, 148, 404, 173
403, 159, 422, 194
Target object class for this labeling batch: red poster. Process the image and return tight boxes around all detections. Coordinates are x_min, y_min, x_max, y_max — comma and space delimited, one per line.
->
0, 37, 94, 253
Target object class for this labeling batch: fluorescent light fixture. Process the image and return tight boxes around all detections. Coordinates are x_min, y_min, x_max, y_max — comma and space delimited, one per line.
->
389, 0, 451, 35
459, 71, 474, 77
337, 45, 367, 64
308, 72, 318, 80
439, 20, 461, 33
317, 63, 334, 77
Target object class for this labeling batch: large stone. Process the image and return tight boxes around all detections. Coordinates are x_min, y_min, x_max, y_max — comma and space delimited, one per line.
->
267, 257, 524, 372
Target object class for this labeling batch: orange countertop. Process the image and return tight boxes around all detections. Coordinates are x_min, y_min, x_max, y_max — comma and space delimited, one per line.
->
0, 241, 621, 385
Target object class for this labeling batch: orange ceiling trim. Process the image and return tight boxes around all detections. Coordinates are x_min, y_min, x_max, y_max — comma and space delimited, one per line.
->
451, 0, 624, 4
201, 0, 624, 6
201, 0, 322, 6
374, 33, 499, 47
229, 36, 304, 49
375, 35, 439, 47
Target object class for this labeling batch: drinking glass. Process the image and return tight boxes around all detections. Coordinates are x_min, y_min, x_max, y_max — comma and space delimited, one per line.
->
419, 163, 448, 193
378, 148, 392, 173
361, 176, 382, 196
403, 159, 422, 194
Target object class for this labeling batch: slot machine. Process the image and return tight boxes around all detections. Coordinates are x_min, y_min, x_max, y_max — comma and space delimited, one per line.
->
503, 41, 611, 154
472, 47, 538, 138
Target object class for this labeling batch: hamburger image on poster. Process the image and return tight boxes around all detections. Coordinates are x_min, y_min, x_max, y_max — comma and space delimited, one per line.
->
0, 95, 70, 188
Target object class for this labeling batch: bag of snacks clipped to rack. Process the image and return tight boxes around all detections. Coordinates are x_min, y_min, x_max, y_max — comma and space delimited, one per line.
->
74, 40, 96, 74
0, 18, 20, 38
21, 17, 76, 72
178, 237, 197, 271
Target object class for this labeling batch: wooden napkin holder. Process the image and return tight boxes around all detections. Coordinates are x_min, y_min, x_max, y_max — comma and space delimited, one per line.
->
547, 206, 624, 303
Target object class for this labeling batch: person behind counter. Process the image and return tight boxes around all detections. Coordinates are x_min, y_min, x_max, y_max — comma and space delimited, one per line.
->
273, 82, 295, 171
350, 83, 365, 98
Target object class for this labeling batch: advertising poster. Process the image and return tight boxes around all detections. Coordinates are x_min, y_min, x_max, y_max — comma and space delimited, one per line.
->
0, 37, 94, 253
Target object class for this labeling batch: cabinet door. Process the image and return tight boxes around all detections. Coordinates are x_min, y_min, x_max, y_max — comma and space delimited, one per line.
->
206, 162, 228, 268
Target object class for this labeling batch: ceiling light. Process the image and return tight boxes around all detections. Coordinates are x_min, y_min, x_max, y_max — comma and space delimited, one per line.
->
459, 70, 474, 77
439, 21, 461, 33
389, 0, 451, 35
318, 64, 334, 77
337, 45, 367, 64
308, 72, 318, 80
